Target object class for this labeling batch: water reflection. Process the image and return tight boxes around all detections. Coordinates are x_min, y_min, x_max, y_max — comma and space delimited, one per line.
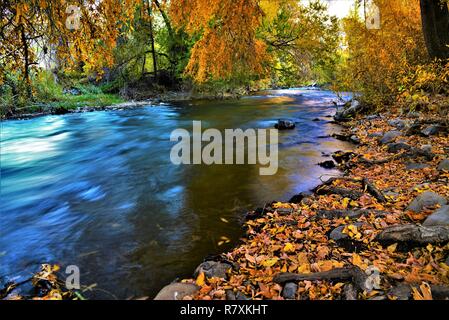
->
0, 89, 352, 298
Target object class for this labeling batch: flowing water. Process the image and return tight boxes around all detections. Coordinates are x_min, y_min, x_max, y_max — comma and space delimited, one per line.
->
0, 89, 352, 299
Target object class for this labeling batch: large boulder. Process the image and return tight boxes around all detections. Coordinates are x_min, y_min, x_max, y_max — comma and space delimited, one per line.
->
423, 205, 449, 227
193, 261, 232, 279
406, 191, 448, 213
380, 131, 402, 144
275, 119, 296, 130
437, 159, 449, 171
334, 100, 363, 122
154, 283, 199, 300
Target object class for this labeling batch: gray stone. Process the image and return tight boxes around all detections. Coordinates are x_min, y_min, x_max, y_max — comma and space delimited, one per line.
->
334, 100, 363, 121
388, 284, 412, 300
350, 135, 361, 144
282, 283, 298, 300
406, 191, 448, 212
387, 143, 411, 153
154, 283, 199, 300
193, 261, 232, 279
388, 119, 407, 129
437, 159, 449, 171
421, 145, 433, 154
380, 131, 402, 144
421, 125, 444, 136
423, 205, 449, 227
405, 162, 430, 170
366, 115, 381, 120
330, 222, 364, 241
235, 292, 251, 300
226, 290, 236, 300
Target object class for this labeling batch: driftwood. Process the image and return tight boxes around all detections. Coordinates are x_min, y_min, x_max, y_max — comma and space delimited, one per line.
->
363, 178, 387, 203
314, 186, 363, 200
273, 267, 368, 292
376, 224, 449, 244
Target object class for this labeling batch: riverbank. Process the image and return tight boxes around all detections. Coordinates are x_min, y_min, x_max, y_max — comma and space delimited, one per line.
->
155, 108, 449, 300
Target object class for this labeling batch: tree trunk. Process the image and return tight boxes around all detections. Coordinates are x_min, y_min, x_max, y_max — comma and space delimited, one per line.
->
420, 0, 449, 59
147, 0, 157, 75
20, 24, 32, 99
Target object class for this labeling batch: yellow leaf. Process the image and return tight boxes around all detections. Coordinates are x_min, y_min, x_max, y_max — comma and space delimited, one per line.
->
352, 253, 368, 270
342, 198, 350, 209
283, 243, 295, 253
196, 272, 206, 286
298, 263, 311, 274
262, 258, 279, 267
387, 243, 398, 254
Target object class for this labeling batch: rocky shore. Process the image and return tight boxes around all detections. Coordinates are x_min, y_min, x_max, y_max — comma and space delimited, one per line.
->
155, 104, 449, 301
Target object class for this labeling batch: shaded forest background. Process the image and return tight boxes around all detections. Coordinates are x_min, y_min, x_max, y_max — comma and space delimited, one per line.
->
1, 0, 448, 115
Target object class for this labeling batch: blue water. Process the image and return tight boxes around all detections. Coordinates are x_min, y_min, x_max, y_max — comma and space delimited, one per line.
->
0, 89, 352, 299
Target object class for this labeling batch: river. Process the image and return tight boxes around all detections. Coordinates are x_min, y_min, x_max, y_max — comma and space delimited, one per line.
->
0, 88, 352, 299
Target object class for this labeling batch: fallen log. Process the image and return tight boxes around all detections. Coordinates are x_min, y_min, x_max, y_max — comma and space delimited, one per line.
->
314, 186, 363, 200
376, 224, 449, 245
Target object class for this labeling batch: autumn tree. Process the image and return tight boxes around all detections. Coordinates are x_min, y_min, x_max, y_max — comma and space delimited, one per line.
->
0, 0, 139, 105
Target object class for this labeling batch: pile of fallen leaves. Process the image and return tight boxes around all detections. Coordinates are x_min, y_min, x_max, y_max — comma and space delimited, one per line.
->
1, 264, 82, 300
179, 113, 449, 300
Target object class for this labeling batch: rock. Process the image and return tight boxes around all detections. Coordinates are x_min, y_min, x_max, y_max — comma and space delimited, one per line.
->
446, 256, 449, 266
193, 261, 232, 279
318, 160, 336, 169
330, 223, 364, 241
380, 131, 402, 144
366, 115, 381, 120
282, 283, 298, 300
406, 191, 448, 212
423, 205, 449, 227
226, 290, 236, 300
421, 125, 444, 136
388, 284, 412, 300
387, 143, 411, 153
405, 162, 430, 170
350, 135, 361, 144
343, 283, 358, 300
437, 159, 449, 171
313, 118, 321, 122
235, 292, 251, 300
388, 119, 407, 129
275, 119, 296, 130
421, 145, 432, 154
289, 191, 312, 204
334, 100, 363, 122
154, 283, 199, 300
